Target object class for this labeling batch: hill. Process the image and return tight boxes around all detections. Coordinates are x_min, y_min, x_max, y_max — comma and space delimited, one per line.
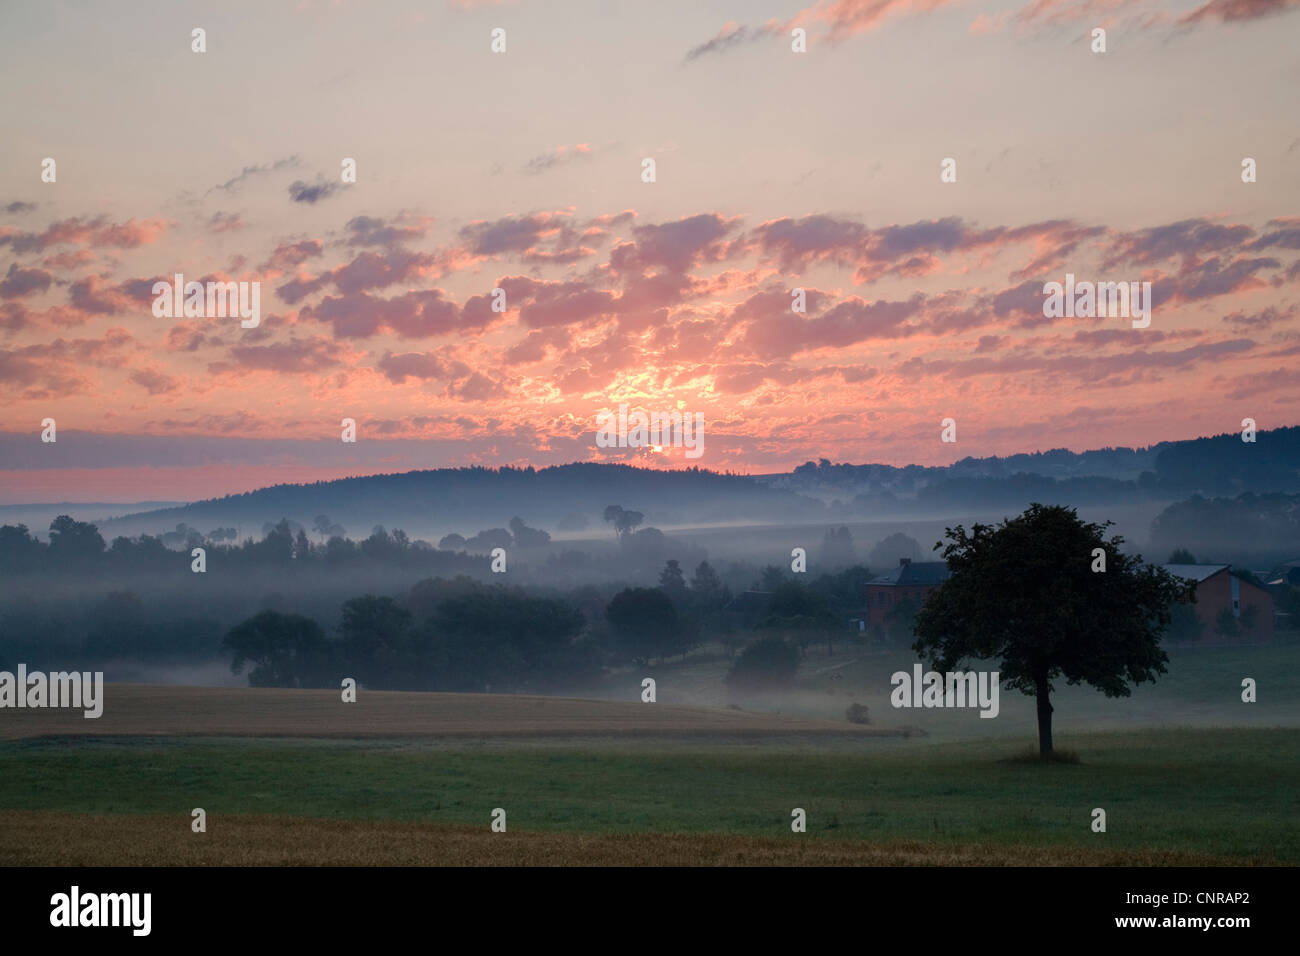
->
86, 426, 1300, 541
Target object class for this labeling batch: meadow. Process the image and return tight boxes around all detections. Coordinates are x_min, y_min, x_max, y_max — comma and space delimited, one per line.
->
1, 643, 1296, 866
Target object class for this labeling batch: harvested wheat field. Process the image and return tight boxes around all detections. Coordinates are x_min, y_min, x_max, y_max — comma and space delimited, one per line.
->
0, 683, 896, 741
0, 810, 1258, 866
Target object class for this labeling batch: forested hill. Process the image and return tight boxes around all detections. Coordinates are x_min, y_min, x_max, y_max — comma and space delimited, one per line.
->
772, 425, 1300, 501
106, 463, 826, 538
97, 426, 1300, 539
1148, 425, 1300, 495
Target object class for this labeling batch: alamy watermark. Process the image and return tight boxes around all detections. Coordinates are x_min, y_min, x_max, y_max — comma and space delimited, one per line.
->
153, 273, 260, 328
1042, 273, 1152, 328
0, 664, 103, 718
890, 664, 999, 718
50, 886, 150, 936
595, 403, 705, 459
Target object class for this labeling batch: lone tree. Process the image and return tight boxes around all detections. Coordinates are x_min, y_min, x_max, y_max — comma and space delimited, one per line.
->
912, 503, 1188, 759
602, 505, 644, 540
726, 635, 800, 693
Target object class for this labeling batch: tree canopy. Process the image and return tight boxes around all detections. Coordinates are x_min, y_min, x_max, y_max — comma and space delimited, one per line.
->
912, 503, 1188, 757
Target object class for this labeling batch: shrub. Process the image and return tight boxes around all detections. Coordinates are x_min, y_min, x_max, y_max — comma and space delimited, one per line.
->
726, 635, 799, 691
845, 702, 870, 724
1214, 607, 1239, 638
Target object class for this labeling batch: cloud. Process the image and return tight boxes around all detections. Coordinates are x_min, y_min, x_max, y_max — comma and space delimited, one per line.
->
448, 371, 506, 402
687, 1, 962, 61
0, 264, 53, 299
685, 22, 769, 61
503, 328, 565, 365
345, 214, 432, 247
455, 211, 624, 266
129, 366, 181, 394
750, 214, 1104, 284
0, 216, 167, 254
523, 143, 594, 175
992, 279, 1060, 326
972, 0, 1299, 36
1162, 255, 1281, 305
4, 201, 37, 215
276, 246, 449, 306
208, 211, 246, 233
8, 197, 1296, 463
208, 155, 299, 194
0, 328, 135, 398
39, 248, 97, 271
0, 303, 31, 334
895, 338, 1255, 385
995, 0, 1135, 32
751, 214, 871, 270
610, 213, 739, 274
68, 275, 141, 315
262, 239, 325, 272
330, 249, 441, 294
1249, 220, 1300, 251
459, 211, 570, 256
616, 272, 699, 317
214, 335, 344, 373
736, 288, 925, 359
806, 0, 963, 42
1180, 0, 1300, 24
1104, 218, 1254, 268
377, 351, 455, 383
376, 351, 500, 401
288, 178, 342, 204
0, 350, 89, 395
299, 287, 485, 339
494, 275, 619, 329
1222, 303, 1300, 329
276, 274, 330, 304
165, 322, 209, 352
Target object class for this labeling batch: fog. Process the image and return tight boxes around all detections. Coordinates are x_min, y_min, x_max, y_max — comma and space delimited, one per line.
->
3, 442, 1297, 700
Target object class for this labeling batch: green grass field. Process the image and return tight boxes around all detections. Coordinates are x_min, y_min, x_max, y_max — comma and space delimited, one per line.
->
1, 643, 1296, 865
2, 727, 1296, 863
614, 641, 1300, 741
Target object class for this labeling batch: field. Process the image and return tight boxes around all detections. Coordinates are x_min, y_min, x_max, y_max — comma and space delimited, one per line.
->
0, 683, 892, 740
2, 644, 1297, 866
0, 811, 1248, 866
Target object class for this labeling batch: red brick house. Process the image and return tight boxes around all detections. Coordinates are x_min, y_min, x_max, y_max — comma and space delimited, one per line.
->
864, 558, 950, 627
1161, 564, 1274, 644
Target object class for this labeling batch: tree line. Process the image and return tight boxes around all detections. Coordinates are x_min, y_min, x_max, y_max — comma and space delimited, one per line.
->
0, 515, 488, 576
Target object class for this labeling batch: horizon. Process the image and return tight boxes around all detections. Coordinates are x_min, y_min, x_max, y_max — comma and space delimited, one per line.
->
0, 420, 1282, 508
0, 416, 1279, 509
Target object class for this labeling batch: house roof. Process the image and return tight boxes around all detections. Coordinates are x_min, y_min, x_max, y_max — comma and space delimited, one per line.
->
868, 561, 950, 587
1161, 563, 1229, 583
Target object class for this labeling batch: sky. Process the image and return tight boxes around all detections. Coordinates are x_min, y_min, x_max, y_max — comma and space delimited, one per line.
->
2, 0, 1299, 504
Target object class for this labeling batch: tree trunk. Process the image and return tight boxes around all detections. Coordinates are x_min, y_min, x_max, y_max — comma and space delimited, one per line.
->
1035, 677, 1053, 758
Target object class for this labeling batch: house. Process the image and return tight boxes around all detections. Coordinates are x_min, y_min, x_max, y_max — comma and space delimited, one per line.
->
1160, 564, 1274, 644
864, 558, 951, 627
1273, 560, 1300, 588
